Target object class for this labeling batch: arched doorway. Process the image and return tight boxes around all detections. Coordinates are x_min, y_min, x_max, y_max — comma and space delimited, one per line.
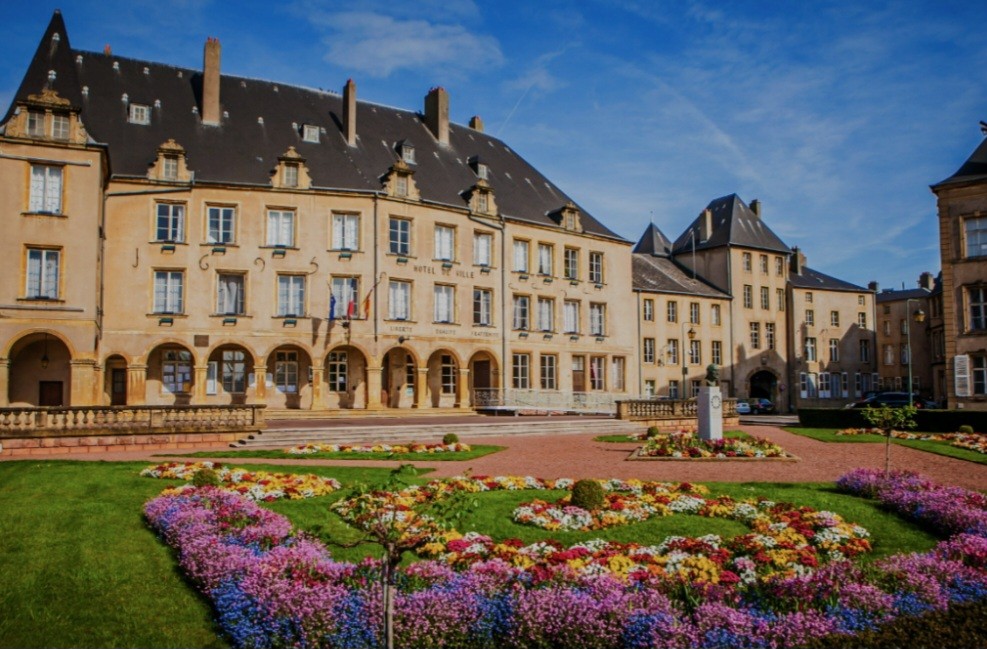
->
323, 345, 367, 409
104, 354, 129, 405
426, 349, 459, 408
207, 344, 255, 405
380, 346, 416, 408
265, 345, 312, 409
146, 343, 195, 405
750, 370, 777, 401
468, 350, 498, 405
8, 332, 71, 406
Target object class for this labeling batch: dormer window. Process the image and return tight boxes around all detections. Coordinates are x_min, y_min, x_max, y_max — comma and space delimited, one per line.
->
469, 156, 489, 180
398, 140, 416, 164
384, 159, 419, 199
477, 192, 488, 213
284, 163, 299, 188
26, 111, 44, 136
564, 211, 576, 230
129, 104, 151, 125
552, 202, 582, 233
150, 139, 190, 182
395, 175, 408, 197
302, 124, 320, 143
162, 156, 179, 180
273, 147, 311, 190
51, 114, 70, 140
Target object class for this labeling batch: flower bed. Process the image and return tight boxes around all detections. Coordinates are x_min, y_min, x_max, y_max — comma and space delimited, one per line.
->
140, 461, 341, 501
286, 441, 472, 455
638, 431, 789, 458
836, 428, 987, 455
144, 471, 987, 648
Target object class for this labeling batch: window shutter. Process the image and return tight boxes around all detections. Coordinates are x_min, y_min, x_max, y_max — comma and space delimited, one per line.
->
955, 354, 972, 397
207, 361, 218, 395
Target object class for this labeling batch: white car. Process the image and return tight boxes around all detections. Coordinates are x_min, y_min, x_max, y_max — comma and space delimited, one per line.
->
735, 401, 752, 415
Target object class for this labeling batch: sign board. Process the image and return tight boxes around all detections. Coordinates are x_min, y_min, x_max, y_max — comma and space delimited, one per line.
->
955, 354, 971, 398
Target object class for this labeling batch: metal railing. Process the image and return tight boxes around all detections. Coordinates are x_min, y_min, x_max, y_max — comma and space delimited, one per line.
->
0, 405, 265, 437
472, 388, 623, 414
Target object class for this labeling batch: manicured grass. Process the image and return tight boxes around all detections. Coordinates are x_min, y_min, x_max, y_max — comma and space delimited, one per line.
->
157, 444, 505, 462
594, 430, 750, 443
786, 427, 987, 465
0, 460, 944, 647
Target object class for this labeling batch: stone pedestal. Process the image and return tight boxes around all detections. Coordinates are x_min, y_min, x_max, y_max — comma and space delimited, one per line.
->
698, 386, 722, 441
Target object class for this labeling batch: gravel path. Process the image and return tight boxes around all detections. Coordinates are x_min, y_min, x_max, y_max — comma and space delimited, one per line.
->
5, 422, 986, 491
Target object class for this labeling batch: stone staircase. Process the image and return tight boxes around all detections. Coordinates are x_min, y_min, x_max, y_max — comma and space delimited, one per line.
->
234, 417, 644, 448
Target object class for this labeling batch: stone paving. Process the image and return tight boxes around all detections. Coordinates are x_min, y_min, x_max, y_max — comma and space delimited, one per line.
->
4, 419, 986, 491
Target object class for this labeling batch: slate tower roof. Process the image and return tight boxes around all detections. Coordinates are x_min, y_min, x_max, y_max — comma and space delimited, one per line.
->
670, 194, 791, 254
631, 222, 673, 256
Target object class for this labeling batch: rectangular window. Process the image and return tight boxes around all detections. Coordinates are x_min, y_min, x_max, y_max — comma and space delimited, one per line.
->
808, 373, 818, 398
644, 380, 656, 397
29, 165, 62, 213
819, 372, 832, 399
283, 163, 298, 188
971, 287, 987, 330
883, 320, 891, 335
26, 248, 59, 299
806, 292, 814, 303
831, 310, 840, 327
51, 114, 69, 140
394, 175, 408, 197
207, 206, 236, 244
750, 322, 761, 349
563, 248, 579, 280
858, 312, 867, 328
473, 288, 492, 326
266, 209, 294, 247
667, 301, 678, 323
277, 275, 305, 316
537, 297, 554, 332
590, 303, 606, 336
765, 323, 775, 350
805, 337, 817, 361
331, 276, 360, 319
760, 287, 770, 310
777, 288, 785, 311
302, 124, 320, 142
512, 353, 530, 389
743, 252, 752, 271
689, 340, 701, 365
513, 295, 530, 330
217, 273, 245, 315
668, 380, 680, 399
26, 111, 44, 136
743, 285, 753, 309
441, 355, 456, 394
476, 192, 489, 213
760, 254, 768, 274
540, 355, 557, 390
332, 213, 360, 251
155, 203, 185, 242
129, 104, 151, 125
900, 319, 908, 334
860, 339, 870, 363
612, 357, 626, 391
537, 243, 553, 275
434, 225, 455, 261
162, 350, 191, 393
153, 270, 183, 313
829, 338, 840, 362
667, 339, 679, 365
712, 340, 722, 365
966, 216, 987, 258
643, 299, 654, 321
643, 338, 656, 363
474, 232, 493, 267
690, 302, 700, 324
806, 309, 815, 326
691, 380, 702, 397
389, 218, 411, 255
434, 284, 454, 323
900, 344, 910, 365
712, 304, 721, 325
274, 351, 298, 394
563, 300, 580, 333
162, 156, 179, 180
221, 349, 246, 393
775, 256, 784, 276
388, 280, 411, 320
589, 252, 604, 284
855, 372, 862, 398
513, 240, 529, 272
973, 356, 987, 395
327, 351, 347, 391
589, 356, 605, 390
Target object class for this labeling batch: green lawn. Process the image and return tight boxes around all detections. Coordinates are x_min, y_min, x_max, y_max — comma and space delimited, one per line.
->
157, 444, 505, 462
0, 459, 943, 647
786, 427, 987, 465
594, 430, 750, 443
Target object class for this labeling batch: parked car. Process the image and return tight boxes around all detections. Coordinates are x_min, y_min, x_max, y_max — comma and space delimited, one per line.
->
845, 392, 926, 409
749, 398, 775, 414
735, 401, 752, 415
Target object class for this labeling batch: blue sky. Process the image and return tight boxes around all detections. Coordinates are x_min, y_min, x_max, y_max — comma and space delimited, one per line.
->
3, 1, 986, 291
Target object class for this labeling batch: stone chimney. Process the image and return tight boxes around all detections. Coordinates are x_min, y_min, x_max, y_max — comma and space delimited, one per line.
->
425, 86, 449, 145
790, 246, 806, 276
700, 208, 713, 242
202, 37, 221, 126
918, 271, 934, 291
868, 281, 879, 293
750, 199, 761, 217
469, 115, 484, 132
343, 78, 357, 147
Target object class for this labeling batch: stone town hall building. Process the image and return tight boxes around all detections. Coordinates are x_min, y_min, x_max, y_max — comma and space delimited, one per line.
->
0, 12, 874, 415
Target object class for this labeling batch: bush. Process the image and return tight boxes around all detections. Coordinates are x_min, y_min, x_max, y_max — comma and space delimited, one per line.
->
570, 479, 605, 511
959, 424, 974, 434
646, 426, 661, 438
192, 468, 221, 487
442, 433, 459, 445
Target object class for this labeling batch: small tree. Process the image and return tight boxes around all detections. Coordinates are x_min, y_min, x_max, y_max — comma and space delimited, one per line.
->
860, 405, 917, 478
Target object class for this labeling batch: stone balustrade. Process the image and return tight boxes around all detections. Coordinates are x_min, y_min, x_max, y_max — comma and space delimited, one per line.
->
615, 398, 738, 430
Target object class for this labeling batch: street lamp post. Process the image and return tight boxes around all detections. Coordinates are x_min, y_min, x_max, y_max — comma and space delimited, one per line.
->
683, 322, 696, 397
905, 298, 927, 408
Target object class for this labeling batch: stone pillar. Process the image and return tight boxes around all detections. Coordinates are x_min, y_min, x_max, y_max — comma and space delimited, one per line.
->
366, 365, 383, 410
415, 367, 429, 408
127, 364, 148, 405
69, 359, 99, 406
253, 364, 267, 401
457, 368, 471, 409
310, 366, 326, 410
192, 365, 209, 404
0, 358, 10, 406
698, 386, 723, 441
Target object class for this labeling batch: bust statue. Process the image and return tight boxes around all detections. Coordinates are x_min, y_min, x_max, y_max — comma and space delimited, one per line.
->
704, 364, 720, 386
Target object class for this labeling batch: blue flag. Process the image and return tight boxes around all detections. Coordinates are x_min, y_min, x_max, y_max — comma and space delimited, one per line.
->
329, 292, 337, 321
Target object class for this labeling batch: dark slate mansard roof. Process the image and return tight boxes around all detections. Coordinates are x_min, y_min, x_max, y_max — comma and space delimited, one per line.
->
933, 134, 987, 190
670, 194, 791, 255
789, 266, 869, 293
631, 222, 730, 298
5, 12, 623, 241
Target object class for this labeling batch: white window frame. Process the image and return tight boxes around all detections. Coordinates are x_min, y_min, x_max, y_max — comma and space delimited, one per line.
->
473, 232, 492, 267
274, 351, 299, 394
537, 243, 553, 275
29, 165, 62, 214
743, 285, 753, 309
690, 302, 700, 324
970, 287, 987, 330
643, 338, 656, 364
805, 337, 817, 362
331, 276, 360, 319
966, 216, 987, 258
440, 355, 456, 394
612, 357, 626, 391
473, 288, 492, 326
564, 300, 580, 333
667, 301, 678, 323
277, 275, 305, 317
589, 252, 604, 284
51, 113, 69, 140
302, 124, 320, 143
153, 270, 184, 314
512, 353, 530, 389
327, 351, 348, 391
819, 372, 832, 399
283, 163, 299, 188
590, 303, 606, 336
711, 340, 722, 365
589, 356, 605, 390
434, 225, 455, 262
389, 217, 410, 255
643, 299, 654, 321
829, 339, 840, 362
388, 280, 411, 320
129, 103, 151, 125
221, 349, 246, 393
26, 110, 44, 136
26, 248, 60, 299
434, 284, 454, 323
540, 354, 557, 390
513, 240, 529, 273
332, 213, 360, 251
537, 297, 554, 332
563, 248, 579, 280
217, 273, 245, 315
162, 350, 192, 394
513, 295, 530, 330
207, 206, 236, 244
266, 209, 295, 247
765, 322, 775, 350
689, 340, 701, 365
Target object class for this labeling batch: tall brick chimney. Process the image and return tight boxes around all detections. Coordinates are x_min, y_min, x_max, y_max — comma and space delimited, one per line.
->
868, 280, 879, 293
790, 246, 806, 275
469, 115, 484, 132
425, 86, 449, 145
202, 37, 221, 126
918, 271, 934, 291
343, 78, 357, 147
750, 199, 761, 217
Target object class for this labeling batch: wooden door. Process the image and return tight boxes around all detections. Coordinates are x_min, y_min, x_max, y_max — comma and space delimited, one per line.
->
473, 360, 491, 389
572, 356, 586, 392
111, 369, 127, 405
39, 381, 63, 407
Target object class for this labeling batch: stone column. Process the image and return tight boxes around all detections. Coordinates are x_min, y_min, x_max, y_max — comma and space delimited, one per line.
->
415, 367, 429, 408
127, 364, 148, 405
366, 365, 383, 410
0, 358, 9, 406
69, 359, 98, 406
310, 366, 326, 410
192, 365, 209, 404
698, 386, 723, 441
253, 364, 267, 401
457, 367, 471, 409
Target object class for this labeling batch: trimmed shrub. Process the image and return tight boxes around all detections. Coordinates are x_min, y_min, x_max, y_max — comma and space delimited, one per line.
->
959, 424, 975, 434
442, 433, 459, 445
570, 479, 605, 511
192, 468, 221, 487
646, 426, 661, 439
